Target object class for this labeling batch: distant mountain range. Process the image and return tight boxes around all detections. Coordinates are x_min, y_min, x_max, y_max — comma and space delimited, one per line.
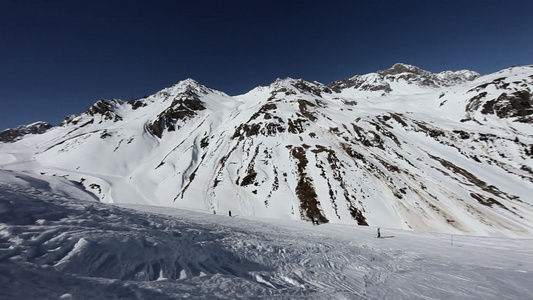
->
1, 63, 532, 237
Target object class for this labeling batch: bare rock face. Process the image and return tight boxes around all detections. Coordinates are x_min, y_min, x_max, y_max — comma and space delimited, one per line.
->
147, 84, 207, 138
0, 121, 53, 143
465, 71, 533, 123
483, 90, 532, 120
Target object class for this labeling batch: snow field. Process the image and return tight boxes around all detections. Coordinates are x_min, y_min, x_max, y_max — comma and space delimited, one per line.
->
1, 170, 532, 299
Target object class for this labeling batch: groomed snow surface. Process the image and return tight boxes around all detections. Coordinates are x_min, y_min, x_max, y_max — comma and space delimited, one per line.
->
1, 170, 532, 299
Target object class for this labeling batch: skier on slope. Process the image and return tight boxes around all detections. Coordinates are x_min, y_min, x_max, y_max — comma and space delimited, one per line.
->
229, 210, 232, 217
377, 227, 381, 238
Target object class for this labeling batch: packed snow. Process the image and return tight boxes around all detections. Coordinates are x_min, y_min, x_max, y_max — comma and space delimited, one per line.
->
1, 170, 532, 299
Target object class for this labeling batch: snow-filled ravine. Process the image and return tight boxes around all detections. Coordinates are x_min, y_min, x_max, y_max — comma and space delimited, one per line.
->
1, 170, 532, 300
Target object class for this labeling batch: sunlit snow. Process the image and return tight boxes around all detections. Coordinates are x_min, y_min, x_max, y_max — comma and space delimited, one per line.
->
1, 170, 531, 299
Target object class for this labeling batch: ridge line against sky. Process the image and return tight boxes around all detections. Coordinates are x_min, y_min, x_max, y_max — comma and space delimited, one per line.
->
1, 0, 532, 130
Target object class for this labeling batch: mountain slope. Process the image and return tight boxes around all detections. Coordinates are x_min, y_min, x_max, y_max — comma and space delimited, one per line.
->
1, 64, 532, 237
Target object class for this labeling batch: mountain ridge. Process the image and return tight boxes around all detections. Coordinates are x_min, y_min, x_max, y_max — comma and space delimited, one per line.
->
1, 64, 532, 237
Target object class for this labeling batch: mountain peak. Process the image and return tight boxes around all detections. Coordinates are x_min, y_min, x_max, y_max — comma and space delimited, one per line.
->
377, 63, 427, 76
149, 78, 225, 102
177, 78, 201, 87
172, 78, 207, 93
268, 77, 330, 97
374, 63, 479, 88
270, 77, 299, 88
170, 78, 229, 98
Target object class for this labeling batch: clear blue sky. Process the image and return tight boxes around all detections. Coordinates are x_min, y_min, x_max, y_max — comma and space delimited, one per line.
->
1, 0, 532, 130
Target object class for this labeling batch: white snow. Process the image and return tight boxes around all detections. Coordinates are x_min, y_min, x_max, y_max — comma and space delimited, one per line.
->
0, 170, 532, 299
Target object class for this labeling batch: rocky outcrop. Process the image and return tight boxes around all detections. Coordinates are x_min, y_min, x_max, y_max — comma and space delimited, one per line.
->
465, 71, 533, 123
148, 84, 207, 138
0, 121, 53, 143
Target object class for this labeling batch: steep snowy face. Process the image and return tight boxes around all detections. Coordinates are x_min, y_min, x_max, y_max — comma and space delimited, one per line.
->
1, 64, 532, 237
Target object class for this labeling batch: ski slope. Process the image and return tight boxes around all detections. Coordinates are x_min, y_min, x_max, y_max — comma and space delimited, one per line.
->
1, 170, 531, 299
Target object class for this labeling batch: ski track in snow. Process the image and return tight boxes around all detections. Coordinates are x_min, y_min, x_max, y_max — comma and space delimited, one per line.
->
1, 170, 532, 299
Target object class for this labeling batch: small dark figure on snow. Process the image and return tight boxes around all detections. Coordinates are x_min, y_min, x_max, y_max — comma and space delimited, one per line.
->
377, 227, 381, 238
313, 217, 319, 225
228, 210, 232, 217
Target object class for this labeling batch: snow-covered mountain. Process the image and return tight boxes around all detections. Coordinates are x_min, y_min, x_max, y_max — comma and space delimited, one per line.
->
1, 63, 532, 237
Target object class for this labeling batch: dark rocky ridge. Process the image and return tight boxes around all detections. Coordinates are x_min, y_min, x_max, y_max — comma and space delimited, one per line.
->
0, 122, 53, 143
